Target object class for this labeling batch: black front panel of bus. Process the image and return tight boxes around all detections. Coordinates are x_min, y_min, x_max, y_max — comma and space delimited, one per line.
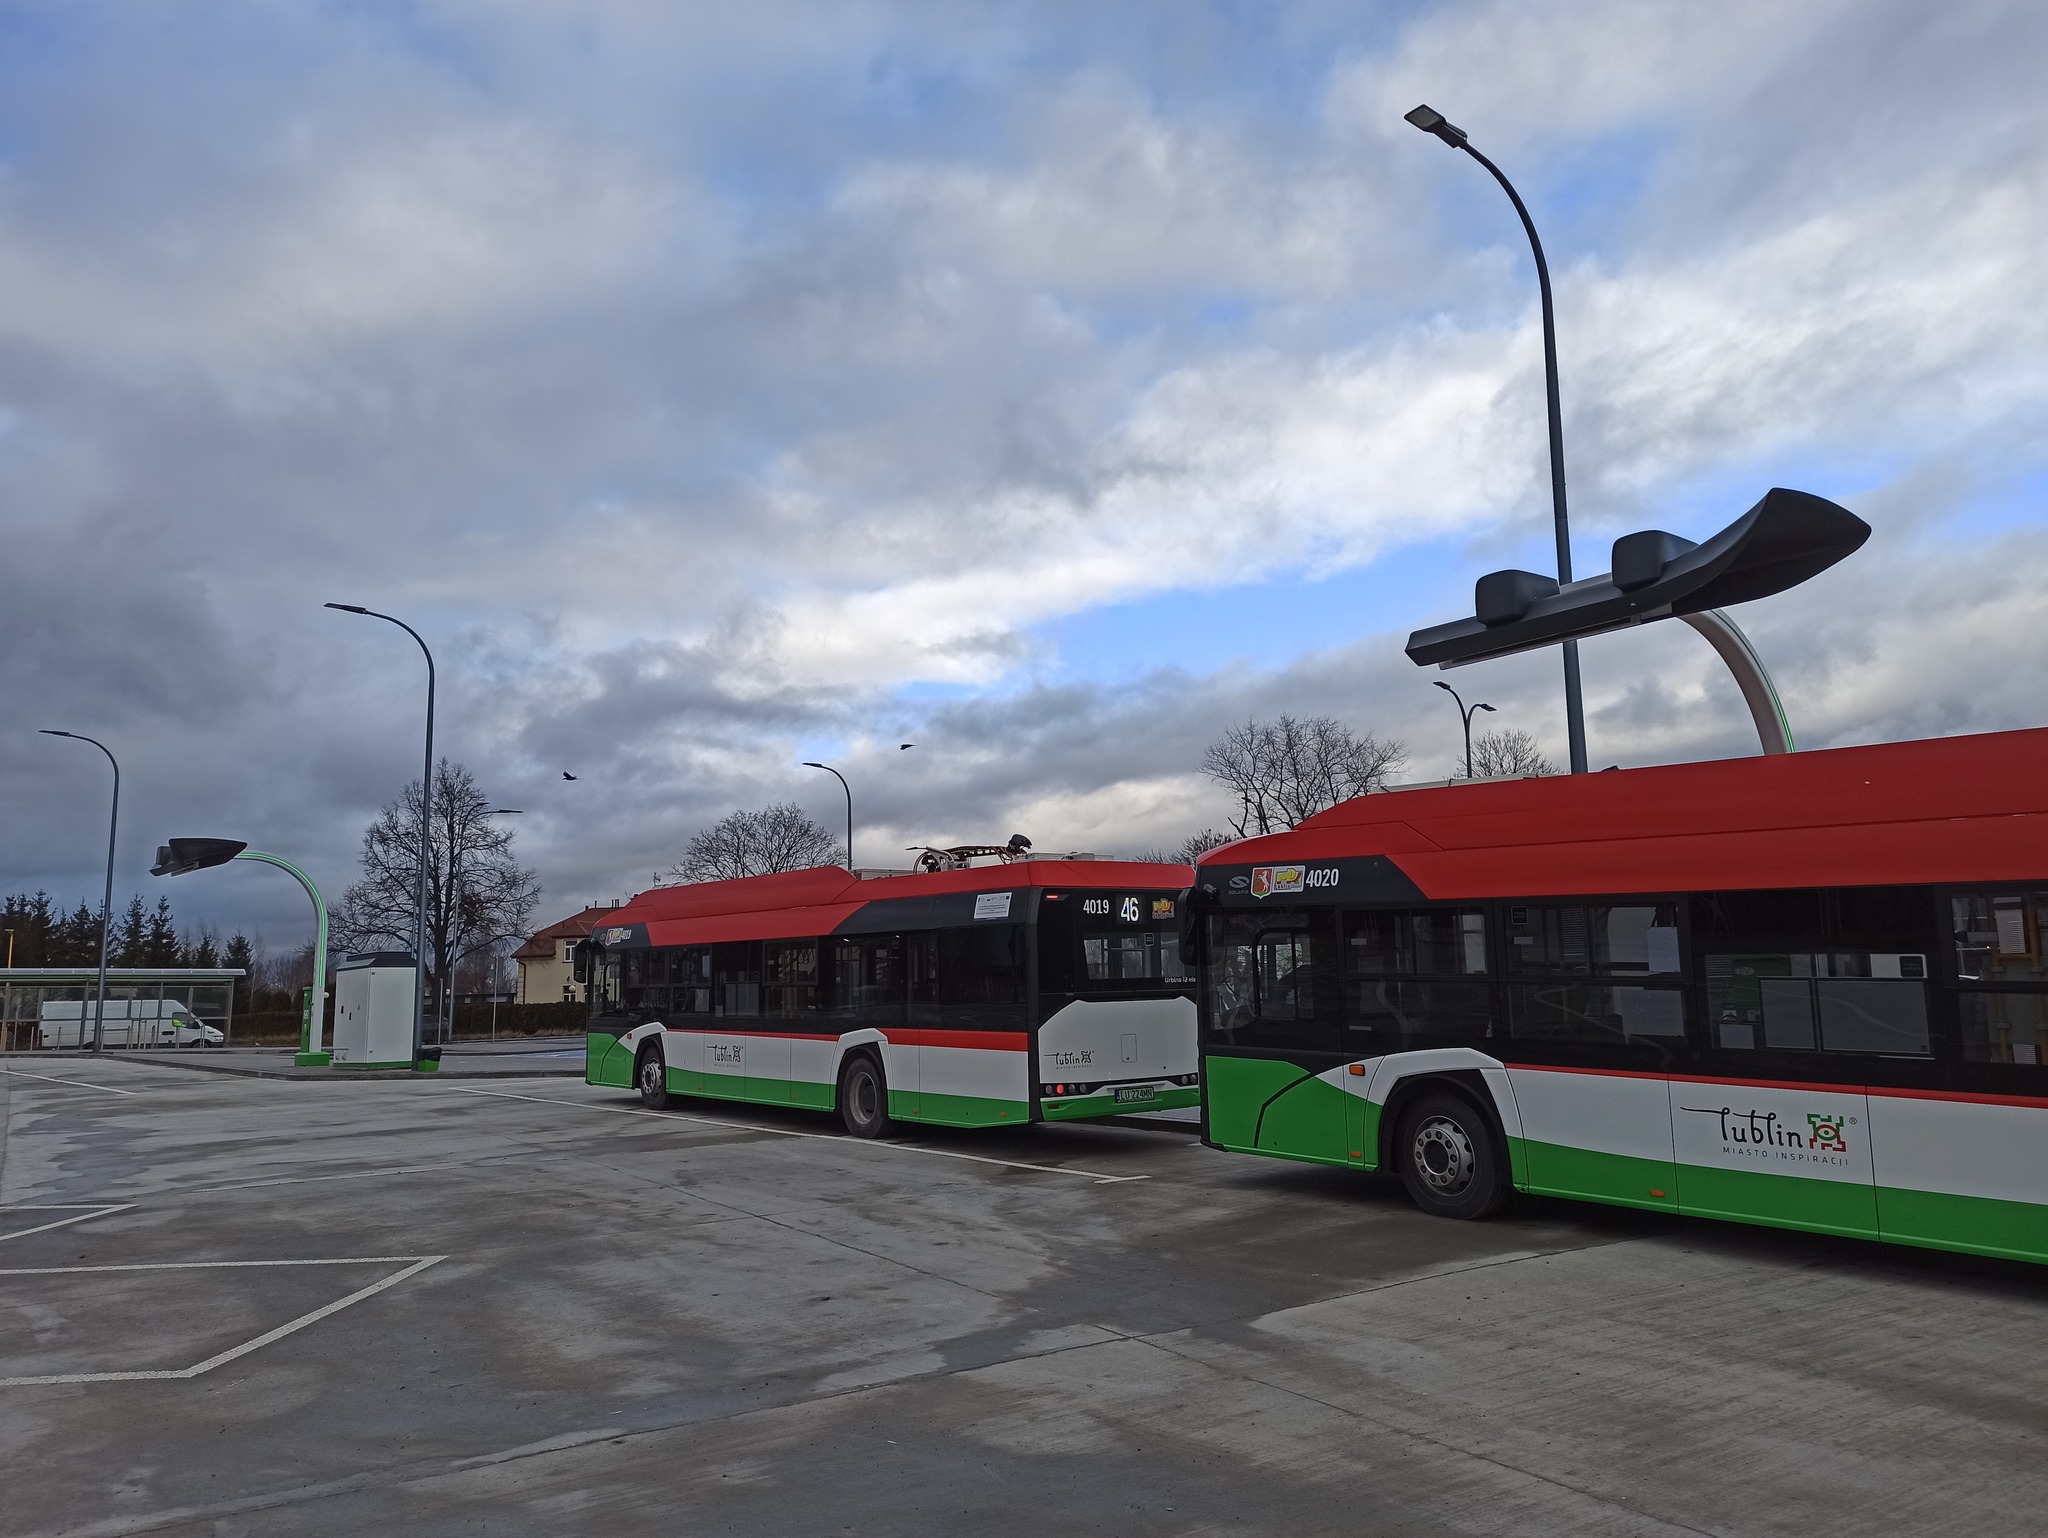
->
1197, 881, 2048, 1098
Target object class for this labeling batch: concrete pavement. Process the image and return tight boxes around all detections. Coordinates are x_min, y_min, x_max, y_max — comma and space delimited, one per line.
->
2, 1057, 2044, 1536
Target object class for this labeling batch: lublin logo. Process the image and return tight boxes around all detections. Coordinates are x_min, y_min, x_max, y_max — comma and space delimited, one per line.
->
602, 926, 633, 945
1680, 1105, 1858, 1166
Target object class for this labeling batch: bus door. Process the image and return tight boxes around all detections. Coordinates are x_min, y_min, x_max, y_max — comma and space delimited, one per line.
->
1677, 945, 1887, 1239
1499, 903, 1685, 1211
1203, 909, 1349, 1165
707, 941, 761, 1100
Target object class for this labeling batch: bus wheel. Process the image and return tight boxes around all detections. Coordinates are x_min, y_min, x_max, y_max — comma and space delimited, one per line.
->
1396, 1091, 1506, 1220
636, 1044, 672, 1111
838, 1053, 893, 1139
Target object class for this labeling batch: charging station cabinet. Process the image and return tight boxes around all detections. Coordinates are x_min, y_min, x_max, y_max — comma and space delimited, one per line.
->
332, 952, 417, 1066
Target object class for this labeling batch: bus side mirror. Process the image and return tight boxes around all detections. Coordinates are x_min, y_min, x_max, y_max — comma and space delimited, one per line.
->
571, 940, 596, 985
1177, 887, 1204, 969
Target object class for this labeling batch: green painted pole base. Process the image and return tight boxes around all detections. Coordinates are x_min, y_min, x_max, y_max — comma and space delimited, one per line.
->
294, 1051, 332, 1067
412, 1058, 441, 1073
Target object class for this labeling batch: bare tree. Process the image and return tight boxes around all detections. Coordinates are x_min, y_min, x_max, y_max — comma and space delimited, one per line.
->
1467, 729, 1558, 779
335, 759, 542, 1009
1175, 829, 1231, 863
670, 803, 841, 883
1200, 716, 1406, 836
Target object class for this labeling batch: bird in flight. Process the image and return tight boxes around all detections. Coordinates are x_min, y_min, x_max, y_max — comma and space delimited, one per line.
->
562, 771, 578, 781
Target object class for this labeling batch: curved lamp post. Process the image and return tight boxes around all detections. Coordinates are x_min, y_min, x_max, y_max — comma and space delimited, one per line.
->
802, 762, 854, 870
1432, 681, 1497, 779
38, 730, 118, 1053
1405, 104, 1589, 775
152, 839, 329, 1064
326, 603, 434, 1067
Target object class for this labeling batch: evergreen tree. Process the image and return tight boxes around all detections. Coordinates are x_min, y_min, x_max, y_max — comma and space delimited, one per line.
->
144, 897, 182, 965
115, 896, 148, 965
222, 933, 254, 1013
56, 901, 103, 966
187, 930, 223, 969
1, 892, 57, 967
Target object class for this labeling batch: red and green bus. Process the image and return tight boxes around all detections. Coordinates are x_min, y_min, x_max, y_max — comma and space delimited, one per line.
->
1190, 727, 2048, 1263
584, 860, 1198, 1135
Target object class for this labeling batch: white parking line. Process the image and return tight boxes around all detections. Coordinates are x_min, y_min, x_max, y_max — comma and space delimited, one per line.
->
0, 1067, 138, 1096
443, 1085, 1150, 1184
0, 1204, 134, 1243
0, 1256, 446, 1387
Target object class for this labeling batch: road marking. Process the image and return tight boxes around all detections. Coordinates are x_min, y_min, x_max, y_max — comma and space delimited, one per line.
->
0, 1256, 446, 1387
0, 1204, 134, 1244
443, 1086, 1150, 1184
0, 1067, 139, 1096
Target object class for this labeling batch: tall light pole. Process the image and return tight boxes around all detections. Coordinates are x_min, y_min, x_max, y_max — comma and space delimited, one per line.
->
802, 763, 853, 870
1406, 104, 1589, 775
1432, 681, 1496, 780
38, 731, 118, 1054
326, 603, 435, 1065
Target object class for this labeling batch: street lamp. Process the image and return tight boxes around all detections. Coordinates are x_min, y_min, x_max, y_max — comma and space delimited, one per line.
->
1432, 681, 1496, 780
1405, 104, 1588, 776
152, 838, 330, 1065
802, 763, 854, 870
38, 731, 118, 1054
325, 603, 435, 1067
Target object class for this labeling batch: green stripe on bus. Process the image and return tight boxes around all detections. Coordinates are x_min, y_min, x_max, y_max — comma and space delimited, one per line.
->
1875, 1185, 2048, 1263
1511, 1138, 1679, 1213
585, 1033, 634, 1089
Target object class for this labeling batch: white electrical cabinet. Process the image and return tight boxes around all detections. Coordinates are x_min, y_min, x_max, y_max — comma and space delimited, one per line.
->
331, 952, 417, 1066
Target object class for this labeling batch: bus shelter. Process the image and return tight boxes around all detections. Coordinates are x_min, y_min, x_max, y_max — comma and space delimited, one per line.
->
0, 968, 243, 1051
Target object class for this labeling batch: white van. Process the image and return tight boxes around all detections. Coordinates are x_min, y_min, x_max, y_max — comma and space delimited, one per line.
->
38, 999, 224, 1048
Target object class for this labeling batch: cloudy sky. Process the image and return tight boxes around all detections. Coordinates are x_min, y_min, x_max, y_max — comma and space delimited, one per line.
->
4, 1, 2045, 949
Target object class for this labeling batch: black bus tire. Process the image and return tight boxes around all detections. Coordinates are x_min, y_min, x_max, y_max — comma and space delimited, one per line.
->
636, 1043, 672, 1110
838, 1053, 893, 1139
1395, 1090, 1508, 1220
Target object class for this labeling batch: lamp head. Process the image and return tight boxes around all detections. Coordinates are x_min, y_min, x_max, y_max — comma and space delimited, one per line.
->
1404, 104, 1469, 148
151, 838, 249, 877
491, 808, 524, 815
38, 729, 72, 738
1477, 702, 1497, 714
324, 602, 369, 614
802, 761, 824, 769
899, 743, 915, 750
1432, 681, 1454, 695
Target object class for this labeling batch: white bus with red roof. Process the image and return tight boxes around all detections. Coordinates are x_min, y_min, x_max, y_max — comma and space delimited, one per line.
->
582, 859, 1198, 1135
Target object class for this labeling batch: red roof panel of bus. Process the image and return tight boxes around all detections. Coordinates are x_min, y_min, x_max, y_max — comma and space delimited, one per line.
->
605, 860, 1195, 947
1197, 727, 2048, 897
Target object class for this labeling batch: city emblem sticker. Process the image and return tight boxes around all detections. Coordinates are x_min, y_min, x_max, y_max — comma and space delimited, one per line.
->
1250, 865, 1304, 899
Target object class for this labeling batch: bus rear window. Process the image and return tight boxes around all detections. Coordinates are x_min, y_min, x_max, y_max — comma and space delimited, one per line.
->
1041, 891, 1189, 993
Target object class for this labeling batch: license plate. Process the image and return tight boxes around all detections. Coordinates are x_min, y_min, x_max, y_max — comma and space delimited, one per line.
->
1114, 1086, 1156, 1105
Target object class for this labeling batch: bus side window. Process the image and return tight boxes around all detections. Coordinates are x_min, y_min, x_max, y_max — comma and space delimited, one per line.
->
1951, 889, 2048, 1070
939, 925, 1026, 1031
1504, 902, 1687, 1047
1695, 888, 1934, 1057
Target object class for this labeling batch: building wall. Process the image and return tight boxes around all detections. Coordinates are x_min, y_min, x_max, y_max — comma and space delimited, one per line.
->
516, 938, 584, 1005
